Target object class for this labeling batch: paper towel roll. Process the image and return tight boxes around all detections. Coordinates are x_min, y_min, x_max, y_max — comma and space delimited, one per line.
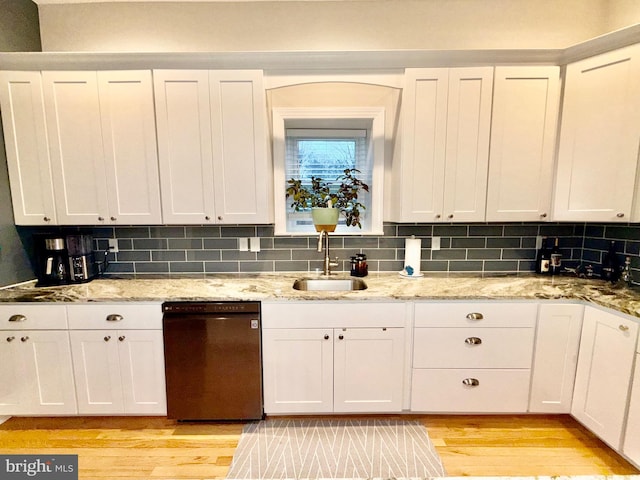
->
404, 237, 422, 275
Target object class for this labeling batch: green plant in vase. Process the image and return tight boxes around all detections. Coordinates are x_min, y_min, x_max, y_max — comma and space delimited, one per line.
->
286, 168, 370, 231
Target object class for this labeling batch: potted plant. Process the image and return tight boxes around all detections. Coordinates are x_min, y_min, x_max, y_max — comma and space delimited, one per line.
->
286, 168, 370, 231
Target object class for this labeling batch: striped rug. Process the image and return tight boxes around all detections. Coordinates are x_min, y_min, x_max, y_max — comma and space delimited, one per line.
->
226, 418, 446, 479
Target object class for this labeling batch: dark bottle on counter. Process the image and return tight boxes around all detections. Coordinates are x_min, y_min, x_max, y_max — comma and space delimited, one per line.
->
549, 238, 562, 275
535, 237, 550, 274
601, 241, 621, 282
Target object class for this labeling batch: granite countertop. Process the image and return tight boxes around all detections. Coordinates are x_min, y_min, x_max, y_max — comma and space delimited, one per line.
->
2, 272, 640, 319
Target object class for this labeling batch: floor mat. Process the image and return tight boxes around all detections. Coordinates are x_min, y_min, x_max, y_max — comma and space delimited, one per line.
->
226, 418, 446, 479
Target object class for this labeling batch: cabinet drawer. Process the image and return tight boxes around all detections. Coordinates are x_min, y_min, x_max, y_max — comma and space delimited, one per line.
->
0, 304, 67, 330
411, 368, 531, 412
413, 327, 534, 368
414, 302, 537, 327
67, 303, 162, 330
262, 302, 406, 328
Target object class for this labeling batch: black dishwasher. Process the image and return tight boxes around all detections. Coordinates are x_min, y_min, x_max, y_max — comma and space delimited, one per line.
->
162, 301, 263, 421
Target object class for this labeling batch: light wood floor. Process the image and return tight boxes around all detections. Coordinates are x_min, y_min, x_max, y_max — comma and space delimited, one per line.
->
0, 415, 638, 479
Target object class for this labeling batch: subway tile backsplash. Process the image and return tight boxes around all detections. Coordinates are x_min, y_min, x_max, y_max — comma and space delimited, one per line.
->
69, 222, 596, 277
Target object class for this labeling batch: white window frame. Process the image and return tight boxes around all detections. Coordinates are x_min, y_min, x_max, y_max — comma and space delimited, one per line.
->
272, 107, 385, 235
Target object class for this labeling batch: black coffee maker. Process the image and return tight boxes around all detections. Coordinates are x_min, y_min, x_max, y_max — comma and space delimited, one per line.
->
35, 236, 69, 286
35, 233, 102, 286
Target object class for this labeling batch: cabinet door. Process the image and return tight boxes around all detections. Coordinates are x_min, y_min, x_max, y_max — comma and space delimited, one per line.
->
486, 67, 560, 222
117, 330, 166, 415
554, 44, 640, 222
529, 304, 583, 413
571, 307, 638, 449
42, 71, 110, 225
333, 327, 405, 413
0, 71, 56, 225
399, 68, 448, 222
442, 67, 493, 222
210, 70, 271, 224
154, 70, 216, 224
262, 328, 333, 414
623, 352, 640, 467
0, 331, 27, 414
98, 71, 162, 224
70, 330, 124, 414
22, 331, 77, 415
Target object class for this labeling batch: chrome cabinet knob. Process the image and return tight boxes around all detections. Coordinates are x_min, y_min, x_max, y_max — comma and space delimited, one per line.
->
462, 378, 480, 387
43, 216, 51, 222
218, 216, 223, 221
8, 314, 26, 322
540, 213, 547, 218
98, 216, 104, 221
435, 214, 441, 219
110, 216, 117, 221
466, 312, 484, 321
447, 214, 454, 219
619, 324, 630, 332
104, 335, 111, 342
324, 334, 330, 340
6, 336, 15, 342
338, 334, 344, 340
106, 314, 123, 322
205, 216, 211, 221
20, 336, 29, 342
118, 335, 126, 342
465, 337, 482, 345
617, 213, 625, 218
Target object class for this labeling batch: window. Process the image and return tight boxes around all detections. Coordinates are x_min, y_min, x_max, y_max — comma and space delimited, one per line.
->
273, 108, 385, 235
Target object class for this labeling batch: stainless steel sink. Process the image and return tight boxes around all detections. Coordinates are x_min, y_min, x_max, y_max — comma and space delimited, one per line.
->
292, 277, 368, 291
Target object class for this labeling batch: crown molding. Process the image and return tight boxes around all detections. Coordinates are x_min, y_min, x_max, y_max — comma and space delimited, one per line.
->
0, 25, 638, 71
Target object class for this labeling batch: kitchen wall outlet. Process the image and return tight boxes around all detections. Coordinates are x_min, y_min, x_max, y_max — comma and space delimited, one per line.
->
108, 238, 119, 253
431, 236, 441, 251
250, 237, 261, 253
238, 238, 249, 251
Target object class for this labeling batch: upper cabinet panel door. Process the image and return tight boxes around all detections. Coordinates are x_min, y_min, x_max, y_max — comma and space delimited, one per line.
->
154, 70, 216, 224
554, 44, 640, 222
210, 70, 271, 224
42, 71, 110, 225
487, 67, 560, 222
98, 71, 162, 225
442, 67, 493, 222
399, 68, 448, 222
0, 71, 56, 226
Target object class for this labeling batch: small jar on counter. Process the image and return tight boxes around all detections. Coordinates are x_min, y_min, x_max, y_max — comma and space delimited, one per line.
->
353, 253, 368, 277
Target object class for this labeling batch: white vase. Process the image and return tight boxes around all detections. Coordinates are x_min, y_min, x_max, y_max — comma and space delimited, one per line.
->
311, 207, 339, 232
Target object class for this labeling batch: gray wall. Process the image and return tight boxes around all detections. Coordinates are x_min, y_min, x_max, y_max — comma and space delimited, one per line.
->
0, 0, 41, 287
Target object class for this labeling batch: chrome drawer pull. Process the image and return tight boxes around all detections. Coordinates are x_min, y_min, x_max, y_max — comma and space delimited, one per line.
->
465, 337, 482, 345
466, 312, 484, 321
6, 336, 15, 342
21, 336, 29, 342
619, 324, 630, 332
8, 314, 26, 322
104, 336, 111, 342
106, 314, 123, 322
462, 378, 480, 387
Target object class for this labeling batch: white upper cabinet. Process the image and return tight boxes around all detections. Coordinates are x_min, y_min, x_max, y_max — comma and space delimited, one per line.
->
154, 69, 271, 224
97, 71, 162, 224
554, 44, 640, 222
42, 70, 162, 225
486, 67, 560, 222
0, 71, 57, 225
398, 67, 493, 222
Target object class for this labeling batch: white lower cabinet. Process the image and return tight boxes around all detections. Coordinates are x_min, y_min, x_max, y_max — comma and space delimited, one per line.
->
68, 304, 166, 415
261, 302, 406, 414
529, 304, 584, 413
0, 305, 76, 415
411, 302, 537, 413
571, 306, 638, 450
623, 352, 640, 467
